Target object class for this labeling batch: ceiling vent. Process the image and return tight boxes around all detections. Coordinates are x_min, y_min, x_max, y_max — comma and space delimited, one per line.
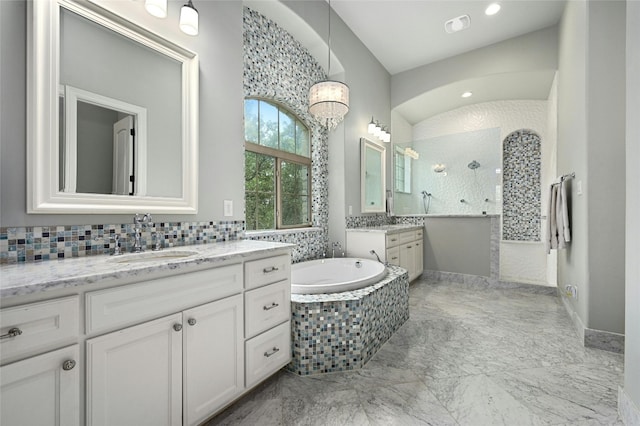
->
444, 15, 471, 34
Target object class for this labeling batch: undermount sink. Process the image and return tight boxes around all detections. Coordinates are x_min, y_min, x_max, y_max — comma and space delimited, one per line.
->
108, 250, 199, 264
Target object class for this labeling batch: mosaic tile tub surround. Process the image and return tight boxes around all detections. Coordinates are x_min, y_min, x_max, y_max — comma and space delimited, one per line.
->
289, 265, 409, 376
0, 221, 245, 264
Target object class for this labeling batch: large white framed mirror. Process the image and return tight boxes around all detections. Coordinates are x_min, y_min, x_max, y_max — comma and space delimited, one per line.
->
361, 138, 386, 213
28, 0, 198, 214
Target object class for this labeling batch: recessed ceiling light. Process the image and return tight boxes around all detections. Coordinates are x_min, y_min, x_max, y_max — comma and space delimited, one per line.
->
485, 3, 501, 16
461, 91, 473, 98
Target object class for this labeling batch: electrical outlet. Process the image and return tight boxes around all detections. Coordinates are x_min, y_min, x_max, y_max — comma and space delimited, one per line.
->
565, 285, 578, 299
223, 200, 233, 217
348, 205, 353, 215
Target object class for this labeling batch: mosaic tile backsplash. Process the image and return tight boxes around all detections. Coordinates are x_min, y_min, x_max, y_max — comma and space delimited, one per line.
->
289, 265, 409, 375
502, 129, 541, 241
243, 7, 329, 259
0, 221, 245, 265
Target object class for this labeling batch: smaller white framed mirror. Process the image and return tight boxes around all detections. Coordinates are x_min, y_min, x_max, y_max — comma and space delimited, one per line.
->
361, 138, 386, 213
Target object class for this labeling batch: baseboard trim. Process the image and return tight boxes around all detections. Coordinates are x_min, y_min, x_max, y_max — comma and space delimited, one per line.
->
422, 269, 557, 295
558, 290, 625, 354
619, 386, 640, 426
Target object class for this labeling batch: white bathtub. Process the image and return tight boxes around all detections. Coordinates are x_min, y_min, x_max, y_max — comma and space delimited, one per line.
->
291, 258, 387, 294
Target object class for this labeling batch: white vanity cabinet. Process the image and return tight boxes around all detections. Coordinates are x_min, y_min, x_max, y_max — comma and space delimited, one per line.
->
86, 294, 244, 426
0, 244, 292, 426
0, 296, 81, 426
347, 226, 424, 281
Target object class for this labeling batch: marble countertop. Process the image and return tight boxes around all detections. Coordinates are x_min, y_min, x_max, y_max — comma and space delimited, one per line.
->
0, 240, 293, 299
345, 224, 423, 234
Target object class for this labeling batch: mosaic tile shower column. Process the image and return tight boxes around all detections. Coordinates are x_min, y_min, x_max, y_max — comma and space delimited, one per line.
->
502, 129, 541, 241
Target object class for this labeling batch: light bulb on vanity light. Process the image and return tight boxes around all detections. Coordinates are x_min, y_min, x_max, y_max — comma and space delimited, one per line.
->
145, 0, 167, 18
180, 0, 199, 36
381, 129, 391, 143
374, 122, 382, 137
368, 117, 376, 134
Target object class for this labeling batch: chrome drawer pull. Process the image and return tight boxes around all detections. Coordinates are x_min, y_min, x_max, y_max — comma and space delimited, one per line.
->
0, 327, 23, 340
62, 360, 76, 371
263, 303, 279, 311
264, 347, 280, 358
263, 266, 279, 273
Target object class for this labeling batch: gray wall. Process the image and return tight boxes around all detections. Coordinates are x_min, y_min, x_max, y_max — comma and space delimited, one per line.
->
1, 0, 245, 226
557, 0, 626, 335
624, 0, 640, 413
391, 25, 558, 109
424, 217, 492, 277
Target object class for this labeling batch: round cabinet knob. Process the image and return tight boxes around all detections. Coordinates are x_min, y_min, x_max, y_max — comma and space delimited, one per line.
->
187, 318, 197, 326
62, 359, 76, 371
173, 323, 183, 332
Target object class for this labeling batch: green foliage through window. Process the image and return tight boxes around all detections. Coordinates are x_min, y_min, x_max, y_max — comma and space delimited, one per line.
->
244, 99, 311, 230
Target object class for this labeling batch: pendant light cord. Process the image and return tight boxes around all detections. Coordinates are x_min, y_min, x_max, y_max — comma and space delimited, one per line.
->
327, 0, 331, 76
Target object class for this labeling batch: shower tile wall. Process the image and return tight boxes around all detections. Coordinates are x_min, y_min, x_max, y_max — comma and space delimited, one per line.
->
243, 7, 329, 260
502, 130, 542, 241
0, 221, 245, 264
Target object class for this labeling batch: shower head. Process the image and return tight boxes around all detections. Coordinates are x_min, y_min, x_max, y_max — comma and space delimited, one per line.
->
468, 160, 480, 170
421, 190, 432, 198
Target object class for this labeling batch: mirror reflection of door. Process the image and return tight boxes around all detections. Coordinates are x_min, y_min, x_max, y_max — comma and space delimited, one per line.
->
112, 116, 135, 195
61, 85, 147, 196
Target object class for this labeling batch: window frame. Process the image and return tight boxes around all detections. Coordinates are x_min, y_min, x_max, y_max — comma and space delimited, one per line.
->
244, 99, 312, 230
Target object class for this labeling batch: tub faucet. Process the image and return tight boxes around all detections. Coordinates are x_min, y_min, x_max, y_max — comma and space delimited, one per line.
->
370, 249, 383, 264
132, 213, 153, 253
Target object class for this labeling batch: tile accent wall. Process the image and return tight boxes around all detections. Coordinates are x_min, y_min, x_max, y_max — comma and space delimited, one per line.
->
502, 129, 542, 241
345, 214, 394, 229
243, 7, 329, 261
0, 221, 244, 265
289, 265, 409, 375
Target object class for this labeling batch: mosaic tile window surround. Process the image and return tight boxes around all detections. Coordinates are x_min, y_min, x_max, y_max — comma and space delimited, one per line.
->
289, 265, 409, 375
243, 7, 330, 262
502, 129, 542, 241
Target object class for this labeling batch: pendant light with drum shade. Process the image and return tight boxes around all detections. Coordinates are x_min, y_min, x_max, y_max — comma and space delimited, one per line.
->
308, 0, 349, 130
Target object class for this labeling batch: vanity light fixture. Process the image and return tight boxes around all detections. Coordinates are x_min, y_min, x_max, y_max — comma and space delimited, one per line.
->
433, 164, 446, 173
180, 0, 199, 36
145, 0, 167, 18
367, 117, 391, 142
485, 3, 501, 16
308, 0, 349, 129
404, 148, 419, 160
461, 91, 473, 98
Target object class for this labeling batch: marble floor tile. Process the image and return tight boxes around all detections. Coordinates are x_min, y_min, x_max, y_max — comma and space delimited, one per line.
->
205, 279, 624, 426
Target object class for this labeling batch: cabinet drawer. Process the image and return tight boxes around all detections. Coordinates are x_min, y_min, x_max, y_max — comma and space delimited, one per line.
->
386, 246, 400, 266
398, 231, 416, 244
245, 321, 291, 388
0, 296, 79, 363
86, 264, 242, 334
415, 229, 424, 240
386, 234, 401, 248
244, 255, 291, 290
245, 280, 291, 339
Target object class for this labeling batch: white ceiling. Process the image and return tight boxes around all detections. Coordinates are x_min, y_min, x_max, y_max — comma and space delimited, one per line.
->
246, 0, 567, 124
330, 0, 567, 75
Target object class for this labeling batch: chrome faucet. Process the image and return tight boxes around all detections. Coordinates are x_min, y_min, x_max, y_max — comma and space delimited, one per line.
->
132, 213, 153, 253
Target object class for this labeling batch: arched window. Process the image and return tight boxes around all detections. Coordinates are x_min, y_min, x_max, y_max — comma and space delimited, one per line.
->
244, 99, 311, 230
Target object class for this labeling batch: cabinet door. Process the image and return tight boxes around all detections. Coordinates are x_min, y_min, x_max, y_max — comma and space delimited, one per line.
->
1, 345, 80, 426
399, 243, 417, 281
414, 240, 424, 278
86, 313, 182, 426
183, 294, 244, 426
